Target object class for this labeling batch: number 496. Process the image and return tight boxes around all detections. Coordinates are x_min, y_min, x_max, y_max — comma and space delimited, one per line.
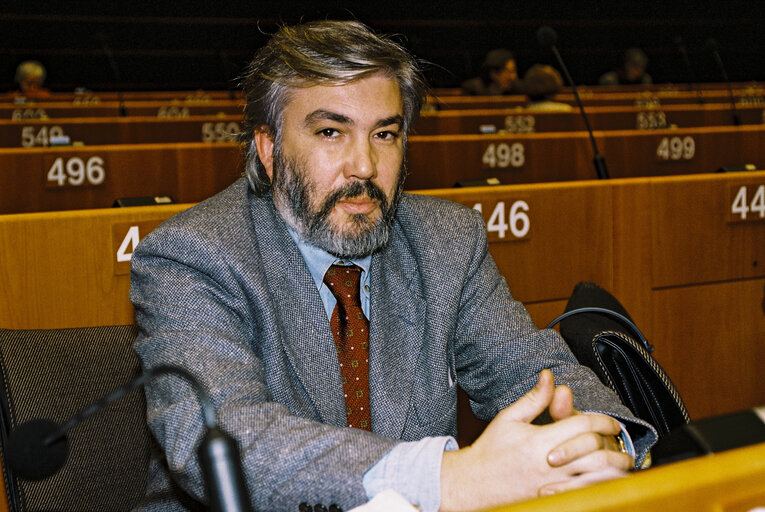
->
47, 156, 106, 186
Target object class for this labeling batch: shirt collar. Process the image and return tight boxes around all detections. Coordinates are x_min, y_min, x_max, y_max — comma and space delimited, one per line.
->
286, 226, 372, 290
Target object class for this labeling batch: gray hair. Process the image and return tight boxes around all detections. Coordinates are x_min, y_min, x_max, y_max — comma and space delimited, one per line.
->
239, 20, 427, 195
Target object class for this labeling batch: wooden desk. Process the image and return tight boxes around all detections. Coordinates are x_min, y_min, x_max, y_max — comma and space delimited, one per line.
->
490, 442, 765, 512
415, 103, 764, 135
430, 87, 765, 110
425, 172, 765, 421
0, 90, 239, 103
0, 204, 189, 330
406, 125, 765, 189
2, 173, 763, 422
0, 100, 243, 120
0, 142, 242, 214
0, 115, 242, 147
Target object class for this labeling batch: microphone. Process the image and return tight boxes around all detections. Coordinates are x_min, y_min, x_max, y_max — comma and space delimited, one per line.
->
706, 38, 741, 126
674, 36, 704, 103
537, 26, 609, 179
97, 32, 128, 117
5, 365, 252, 512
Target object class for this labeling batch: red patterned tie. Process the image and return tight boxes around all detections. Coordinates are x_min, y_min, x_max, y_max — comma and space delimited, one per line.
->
323, 264, 371, 431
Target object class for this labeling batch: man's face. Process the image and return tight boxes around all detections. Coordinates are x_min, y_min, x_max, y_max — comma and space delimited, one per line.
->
267, 73, 406, 258
491, 59, 518, 89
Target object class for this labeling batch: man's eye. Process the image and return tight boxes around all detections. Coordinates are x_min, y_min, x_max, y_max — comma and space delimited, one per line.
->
318, 128, 339, 137
375, 130, 399, 141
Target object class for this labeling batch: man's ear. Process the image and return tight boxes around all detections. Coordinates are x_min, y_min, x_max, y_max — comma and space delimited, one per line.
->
253, 128, 275, 181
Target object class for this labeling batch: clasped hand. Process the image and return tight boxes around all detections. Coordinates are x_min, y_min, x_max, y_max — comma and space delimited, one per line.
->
440, 369, 634, 511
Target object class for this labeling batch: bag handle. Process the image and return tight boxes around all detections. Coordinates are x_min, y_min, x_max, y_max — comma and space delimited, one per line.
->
545, 306, 654, 354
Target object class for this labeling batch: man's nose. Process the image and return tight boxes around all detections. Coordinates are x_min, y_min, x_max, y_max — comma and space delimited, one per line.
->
344, 138, 376, 180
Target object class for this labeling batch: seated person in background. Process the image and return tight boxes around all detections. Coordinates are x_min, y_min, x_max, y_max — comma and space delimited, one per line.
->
599, 47, 652, 86
130, 20, 657, 512
460, 48, 521, 95
14, 60, 51, 99
522, 64, 573, 111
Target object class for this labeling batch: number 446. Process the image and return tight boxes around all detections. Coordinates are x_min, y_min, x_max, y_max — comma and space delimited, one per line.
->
473, 201, 530, 239
731, 185, 765, 220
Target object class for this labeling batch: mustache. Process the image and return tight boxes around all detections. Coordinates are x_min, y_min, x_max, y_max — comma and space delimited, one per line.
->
317, 180, 387, 218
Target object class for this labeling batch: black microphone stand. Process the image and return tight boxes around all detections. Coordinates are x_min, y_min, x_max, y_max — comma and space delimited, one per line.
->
97, 32, 128, 117
538, 26, 609, 179
707, 39, 741, 126
6, 365, 253, 512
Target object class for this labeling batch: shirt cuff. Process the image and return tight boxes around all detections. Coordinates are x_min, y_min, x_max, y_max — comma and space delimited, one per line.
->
581, 412, 636, 459
362, 436, 458, 512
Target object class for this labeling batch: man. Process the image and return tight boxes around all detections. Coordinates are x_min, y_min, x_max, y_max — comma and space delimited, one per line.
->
460, 48, 521, 95
130, 20, 657, 512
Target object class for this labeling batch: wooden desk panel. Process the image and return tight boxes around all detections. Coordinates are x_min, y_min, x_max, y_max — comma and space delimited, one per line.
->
0, 116, 242, 147
406, 132, 594, 188
0, 100, 243, 120
415, 104, 764, 135
649, 173, 765, 288
2, 173, 763, 424
650, 279, 765, 420
0, 90, 239, 103
406, 126, 765, 189
491, 442, 765, 512
0, 205, 189, 329
421, 182, 613, 305
0, 143, 242, 214
430, 88, 765, 110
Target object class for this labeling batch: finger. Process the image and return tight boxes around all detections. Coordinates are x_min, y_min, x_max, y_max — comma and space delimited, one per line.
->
548, 383, 575, 421
546, 412, 622, 442
547, 431, 619, 467
502, 369, 555, 423
553, 446, 634, 475
538, 467, 628, 497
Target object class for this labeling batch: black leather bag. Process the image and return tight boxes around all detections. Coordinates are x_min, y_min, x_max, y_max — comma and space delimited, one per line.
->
548, 281, 691, 439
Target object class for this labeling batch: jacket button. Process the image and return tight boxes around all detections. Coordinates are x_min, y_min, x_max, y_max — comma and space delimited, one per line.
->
298, 503, 313, 512
329, 505, 343, 512
314, 505, 328, 512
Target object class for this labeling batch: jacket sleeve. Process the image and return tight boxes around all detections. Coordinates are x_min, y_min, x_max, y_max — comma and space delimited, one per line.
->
447, 207, 658, 466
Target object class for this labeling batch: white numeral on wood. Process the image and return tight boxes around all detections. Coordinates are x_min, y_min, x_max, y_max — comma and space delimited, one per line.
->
731, 185, 765, 220
201, 121, 240, 142
21, 125, 66, 147
656, 136, 695, 160
482, 143, 525, 168
473, 201, 530, 239
47, 156, 105, 186
116, 226, 140, 262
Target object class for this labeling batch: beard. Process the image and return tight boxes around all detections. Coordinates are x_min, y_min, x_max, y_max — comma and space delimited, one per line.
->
271, 149, 406, 259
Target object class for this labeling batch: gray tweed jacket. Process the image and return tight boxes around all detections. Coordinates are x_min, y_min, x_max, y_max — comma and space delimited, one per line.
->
130, 178, 656, 512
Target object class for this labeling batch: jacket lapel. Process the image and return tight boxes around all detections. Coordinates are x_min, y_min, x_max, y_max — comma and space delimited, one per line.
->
368, 231, 426, 439
250, 196, 347, 427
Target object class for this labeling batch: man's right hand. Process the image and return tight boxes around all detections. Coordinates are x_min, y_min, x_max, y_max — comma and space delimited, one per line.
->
439, 370, 633, 512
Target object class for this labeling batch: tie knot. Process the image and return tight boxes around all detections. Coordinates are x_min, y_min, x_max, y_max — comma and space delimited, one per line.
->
323, 264, 362, 307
